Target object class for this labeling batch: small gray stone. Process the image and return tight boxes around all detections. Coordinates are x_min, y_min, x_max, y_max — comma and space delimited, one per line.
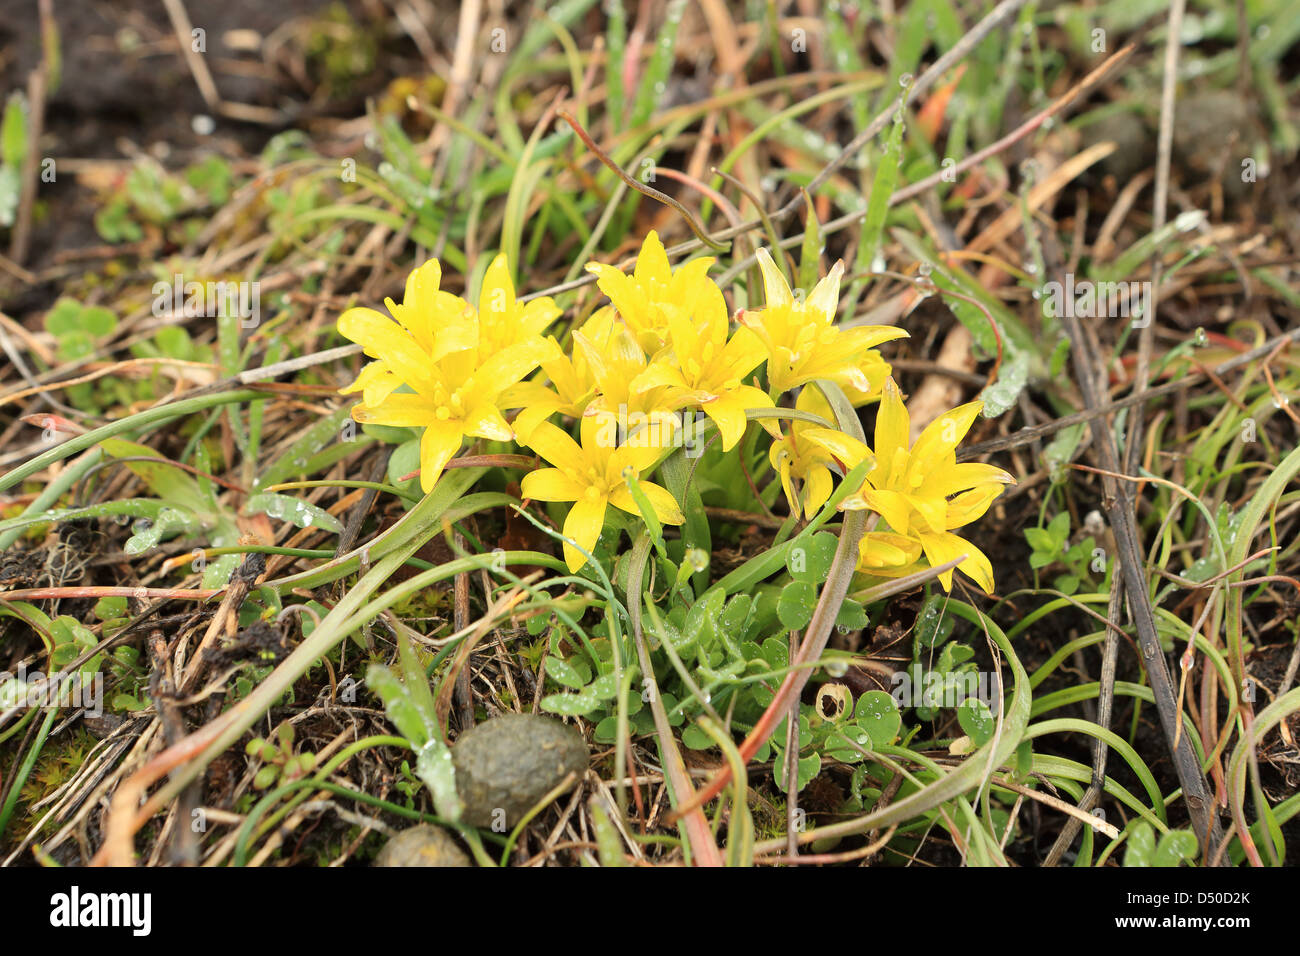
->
453, 714, 588, 827
1173, 90, 1256, 200
1081, 111, 1152, 184
374, 824, 470, 867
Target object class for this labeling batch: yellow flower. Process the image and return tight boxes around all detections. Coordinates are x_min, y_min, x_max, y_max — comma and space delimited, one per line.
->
476, 253, 561, 355
520, 416, 684, 572
842, 377, 1014, 592
576, 321, 680, 451
743, 249, 907, 396
338, 258, 475, 406
585, 231, 721, 354
631, 287, 773, 451
825, 348, 896, 407
769, 386, 872, 519
857, 532, 926, 573
338, 256, 554, 494
500, 307, 613, 440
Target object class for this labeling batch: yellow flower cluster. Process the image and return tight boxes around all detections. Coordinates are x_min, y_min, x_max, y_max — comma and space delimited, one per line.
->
338, 234, 1011, 590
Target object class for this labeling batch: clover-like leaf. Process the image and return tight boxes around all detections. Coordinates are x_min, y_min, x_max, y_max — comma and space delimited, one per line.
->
777, 580, 817, 630
855, 690, 901, 748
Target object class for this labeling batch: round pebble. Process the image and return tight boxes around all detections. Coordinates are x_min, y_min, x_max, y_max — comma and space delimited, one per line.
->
453, 714, 588, 827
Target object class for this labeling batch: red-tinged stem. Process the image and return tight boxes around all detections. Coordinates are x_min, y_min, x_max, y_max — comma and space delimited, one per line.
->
0, 586, 221, 601
668, 509, 869, 821
399, 454, 538, 482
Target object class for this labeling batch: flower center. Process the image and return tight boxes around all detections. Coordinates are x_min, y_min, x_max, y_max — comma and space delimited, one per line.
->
431, 384, 465, 421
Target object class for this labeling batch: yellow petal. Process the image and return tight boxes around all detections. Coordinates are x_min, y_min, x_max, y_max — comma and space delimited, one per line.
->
703, 385, 770, 451
773, 452, 797, 516
828, 351, 894, 406
633, 230, 672, 287
680, 265, 728, 340
609, 479, 684, 525
911, 401, 983, 469
505, 385, 563, 441
841, 324, 909, 351
418, 421, 463, 493
463, 339, 551, 406
498, 379, 559, 412
462, 403, 513, 442
519, 297, 561, 337
720, 326, 768, 380
632, 360, 687, 393
669, 255, 717, 303
921, 462, 1015, 499
801, 427, 873, 470
580, 409, 620, 457
337, 307, 391, 352
337, 308, 435, 392
425, 308, 479, 364
805, 260, 844, 319
521, 420, 583, 470
858, 531, 924, 570
352, 392, 437, 428
916, 530, 995, 593
855, 487, 913, 534
403, 258, 443, 318
586, 263, 641, 325
478, 253, 516, 322
562, 495, 608, 573
945, 483, 1007, 528
608, 434, 665, 476
802, 466, 834, 519
340, 361, 402, 406
521, 467, 584, 502
511, 404, 557, 443
874, 377, 910, 466
755, 248, 793, 308
904, 491, 948, 534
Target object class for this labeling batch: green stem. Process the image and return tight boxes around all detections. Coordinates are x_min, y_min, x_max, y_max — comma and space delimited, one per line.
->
0, 390, 264, 494
0, 708, 57, 842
